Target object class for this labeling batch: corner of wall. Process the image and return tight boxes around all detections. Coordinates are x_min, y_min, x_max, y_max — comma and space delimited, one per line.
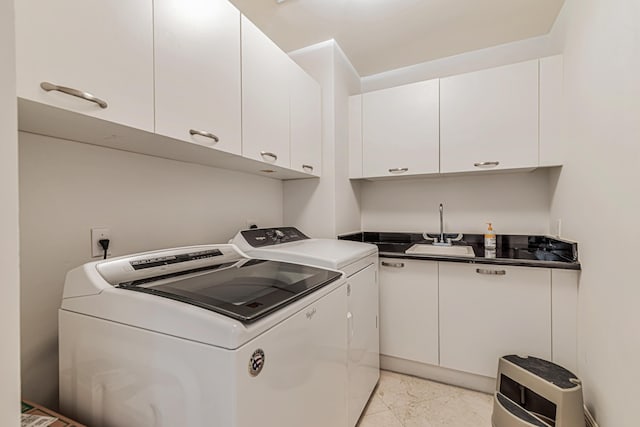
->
283, 40, 364, 237
0, 0, 22, 423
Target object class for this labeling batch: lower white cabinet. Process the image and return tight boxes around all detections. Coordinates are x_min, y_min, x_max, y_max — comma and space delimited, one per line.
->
438, 263, 552, 377
379, 259, 439, 365
377, 258, 575, 383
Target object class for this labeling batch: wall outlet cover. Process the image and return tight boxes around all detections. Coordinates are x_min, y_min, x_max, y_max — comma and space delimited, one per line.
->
91, 227, 112, 258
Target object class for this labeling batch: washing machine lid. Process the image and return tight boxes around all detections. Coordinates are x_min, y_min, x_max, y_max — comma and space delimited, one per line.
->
118, 258, 341, 324
233, 228, 377, 269
62, 244, 346, 348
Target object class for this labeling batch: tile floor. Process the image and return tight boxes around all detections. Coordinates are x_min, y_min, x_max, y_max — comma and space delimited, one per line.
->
357, 370, 493, 427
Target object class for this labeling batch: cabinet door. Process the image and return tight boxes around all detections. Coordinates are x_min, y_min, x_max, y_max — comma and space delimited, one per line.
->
439, 263, 551, 378
290, 64, 322, 176
348, 95, 363, 179
241, 16, 290, 168
379, 259, 439, 365
440, 60, 539, 173
362, 79, 439, 178
15, 0, 154, 131
540, 55, 565, 167
154, 0, 241, 154
347, 263, 379, 427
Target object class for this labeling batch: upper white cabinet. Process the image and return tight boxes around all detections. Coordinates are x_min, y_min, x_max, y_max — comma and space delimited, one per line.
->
15, 4, 321, 179
539, 55, 565, 167
440, 60, 539, 173
154, 0, 241, 154
290, 63, 322, 176
15, 0, 154, 132
439, 263, 551, 378
362, 80, 440, 178
379, 258, 439, 365
241, 16, 290, 169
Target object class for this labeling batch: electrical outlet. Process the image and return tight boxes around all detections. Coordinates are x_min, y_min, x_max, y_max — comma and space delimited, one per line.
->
91, 227, 112, 258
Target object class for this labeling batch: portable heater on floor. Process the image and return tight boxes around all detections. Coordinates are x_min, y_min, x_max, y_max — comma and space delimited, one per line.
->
492, 355, 585, 427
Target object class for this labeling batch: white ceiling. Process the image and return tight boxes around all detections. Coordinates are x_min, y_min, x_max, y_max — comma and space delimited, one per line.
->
230, 0, 565, 76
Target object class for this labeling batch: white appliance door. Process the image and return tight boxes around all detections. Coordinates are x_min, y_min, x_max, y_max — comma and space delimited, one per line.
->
347, 264, 380, 426
236, 284, 348, 427
59, 310, 239, 427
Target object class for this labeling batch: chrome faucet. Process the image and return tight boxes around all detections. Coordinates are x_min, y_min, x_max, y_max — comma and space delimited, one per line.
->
433, 203, 451, 246
440, 203, 445, 243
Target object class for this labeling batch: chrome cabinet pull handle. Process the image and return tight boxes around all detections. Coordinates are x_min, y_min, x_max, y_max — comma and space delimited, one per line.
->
40, 82, 108, 109
260, 151, 278, 162
473, 161, 500, 168
388, 168, 409, 174
189, 129, 219, 143
476, 268, 506, 275
381, 261, 405, 268
302, 164, 314, 172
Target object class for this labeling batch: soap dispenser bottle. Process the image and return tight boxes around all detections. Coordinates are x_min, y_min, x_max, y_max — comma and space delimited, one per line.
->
484, 223, 496, 250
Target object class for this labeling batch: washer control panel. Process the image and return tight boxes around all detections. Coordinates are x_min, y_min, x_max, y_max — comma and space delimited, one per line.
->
240, 227, 309, 248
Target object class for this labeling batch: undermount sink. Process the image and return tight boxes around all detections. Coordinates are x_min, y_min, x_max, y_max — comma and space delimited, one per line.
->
405, 244, 476, 258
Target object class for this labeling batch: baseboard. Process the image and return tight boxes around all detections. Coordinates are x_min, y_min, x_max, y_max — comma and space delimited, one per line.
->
380, 355, 496, 394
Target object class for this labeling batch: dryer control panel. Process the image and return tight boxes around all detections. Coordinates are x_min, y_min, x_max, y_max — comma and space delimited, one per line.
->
240, 227, 309, 248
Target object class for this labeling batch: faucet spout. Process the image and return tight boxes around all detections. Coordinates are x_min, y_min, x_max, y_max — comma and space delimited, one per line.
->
439, 203, 444, 244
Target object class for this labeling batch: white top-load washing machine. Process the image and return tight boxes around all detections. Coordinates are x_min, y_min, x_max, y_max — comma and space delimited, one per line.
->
59, 244, 349, 427
232, 227, 380, 427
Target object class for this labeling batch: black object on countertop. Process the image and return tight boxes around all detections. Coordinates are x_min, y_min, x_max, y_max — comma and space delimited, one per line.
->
338, 231, 580, 270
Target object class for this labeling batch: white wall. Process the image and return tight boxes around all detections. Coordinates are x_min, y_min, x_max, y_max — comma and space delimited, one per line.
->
361, 170, 551, 235
362, 4, 568, 92
333, 44, 362, 235
19, 132, 283, 408
548, 0, 640, 425
0, 0, 21, 424
284, 41, 362, 238
284, 42, 337, 238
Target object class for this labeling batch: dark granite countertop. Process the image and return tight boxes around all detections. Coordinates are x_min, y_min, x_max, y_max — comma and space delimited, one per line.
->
338, 231, 581, 270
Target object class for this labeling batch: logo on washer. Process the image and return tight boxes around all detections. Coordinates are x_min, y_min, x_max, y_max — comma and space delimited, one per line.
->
248, 349, 265, 377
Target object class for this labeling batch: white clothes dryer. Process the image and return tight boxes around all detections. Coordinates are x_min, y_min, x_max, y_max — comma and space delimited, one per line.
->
232, 227, 380, 427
